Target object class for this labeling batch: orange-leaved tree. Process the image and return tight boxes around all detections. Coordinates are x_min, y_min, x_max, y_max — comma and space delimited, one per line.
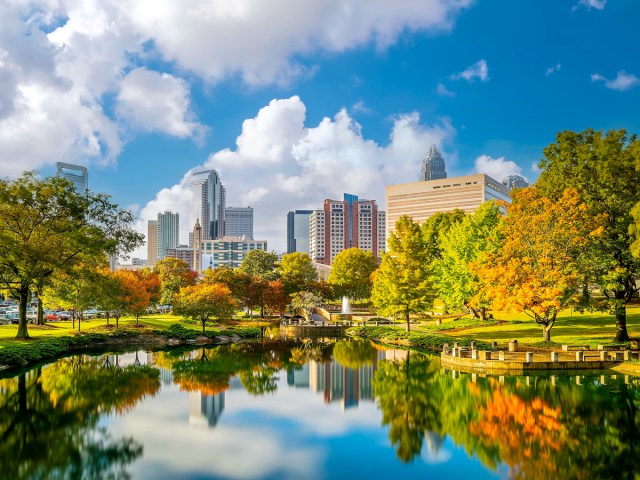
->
133, 269, 161, 324
98, 269, 150, 328
173, 283, 236, 333
476, 187, 602, 342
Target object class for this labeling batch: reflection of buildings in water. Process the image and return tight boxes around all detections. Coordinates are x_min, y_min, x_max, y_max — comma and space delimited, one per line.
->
424, 431, 445, 455
159, 367, 174, 386
189, 391, 225, 428
287, 364, 310, 388
291, 349, 408, 410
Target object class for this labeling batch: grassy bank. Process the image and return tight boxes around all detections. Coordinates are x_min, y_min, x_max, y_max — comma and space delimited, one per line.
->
346, 326, 491, 353
0, 315, 261, 370
347, 308, 640, 353
436, 308, 640, 348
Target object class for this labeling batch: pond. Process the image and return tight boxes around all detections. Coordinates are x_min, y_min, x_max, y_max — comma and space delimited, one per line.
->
1, 339, 639, 479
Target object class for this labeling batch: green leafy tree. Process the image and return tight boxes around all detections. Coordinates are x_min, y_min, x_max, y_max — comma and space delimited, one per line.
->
421, 209, 466, 261
173, 283, 236, 333
371, 216, 432, 331
238, 250, 280, 281
538, 129, 640, 341
43, 261, 104, 331
0, 172, 143, 339
153, 258, 197, 305
290, 291, 322, 312
278, 252, 318, 295
435, 202, 502, 319
328, 248, 377, 300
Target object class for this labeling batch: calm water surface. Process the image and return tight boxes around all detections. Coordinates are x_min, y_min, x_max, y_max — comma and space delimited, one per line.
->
1, 338, 639, 479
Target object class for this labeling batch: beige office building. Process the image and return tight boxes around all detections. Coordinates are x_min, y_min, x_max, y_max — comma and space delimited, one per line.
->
147, 220, 158, 267
386, 173, 510, 236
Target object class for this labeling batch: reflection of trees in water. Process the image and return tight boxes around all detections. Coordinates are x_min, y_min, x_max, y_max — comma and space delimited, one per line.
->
373, 356, 640, 478
373, 352, 441, 463
170, 341, 335, 398
0, 356, 160, 479
333, 340, 376, 369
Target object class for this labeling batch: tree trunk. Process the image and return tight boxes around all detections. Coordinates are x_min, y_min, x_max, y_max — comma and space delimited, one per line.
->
16, 285, 30, 339
542, 325, 551, 342
614, 301, 630, 343
480, 307, 487, 321
468, 306, 479, 319
116, 315, 119, 329
78, 315, 81, 332
36, 295, 45, 325
202, 319, 206, 334
405, 311, 411, 333
135, 313, 139, 326
72, 311, 75, 329
106, 312, 110, 326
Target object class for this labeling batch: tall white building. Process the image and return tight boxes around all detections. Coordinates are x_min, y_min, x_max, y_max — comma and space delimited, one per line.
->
157, 211, 179, 261
199, 236, 268, 271
56, 162, 89, 193
189, 169, 226, 245
309, 194, 385, 265
224, 207, 253, 239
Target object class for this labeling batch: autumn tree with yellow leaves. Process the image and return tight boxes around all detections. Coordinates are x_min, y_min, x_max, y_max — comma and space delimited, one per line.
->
476, 187, 602, 342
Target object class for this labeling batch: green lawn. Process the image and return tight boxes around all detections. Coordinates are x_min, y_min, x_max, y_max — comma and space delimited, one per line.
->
0, 314, 219, 342
435, 308, 640, 347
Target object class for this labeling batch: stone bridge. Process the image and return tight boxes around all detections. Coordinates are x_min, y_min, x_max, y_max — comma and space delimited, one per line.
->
290, 307, 332, 324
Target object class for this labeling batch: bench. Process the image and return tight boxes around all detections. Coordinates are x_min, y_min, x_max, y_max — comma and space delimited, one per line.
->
562, 345, 590, 351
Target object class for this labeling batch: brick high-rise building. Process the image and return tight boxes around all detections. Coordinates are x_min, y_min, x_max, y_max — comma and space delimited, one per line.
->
309, 193, 385, 265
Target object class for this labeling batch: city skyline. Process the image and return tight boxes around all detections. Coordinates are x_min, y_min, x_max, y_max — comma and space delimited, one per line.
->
1, 1, 638, 255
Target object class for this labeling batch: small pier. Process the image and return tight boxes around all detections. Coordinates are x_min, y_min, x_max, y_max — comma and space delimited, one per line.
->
440, 341, 640, 374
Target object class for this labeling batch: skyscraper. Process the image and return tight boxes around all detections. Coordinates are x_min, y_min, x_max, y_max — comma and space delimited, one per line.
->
157, 211, 179, 261
420, 145, 447, 181
189, 169, 226, 245
287, 210, 312, 254
192, 219, 203, 272
56, 162, 89, 193
309, 193, 385, 265
501, 174, 529, 191
224, 207, 253, 239
147, 220, 158, 267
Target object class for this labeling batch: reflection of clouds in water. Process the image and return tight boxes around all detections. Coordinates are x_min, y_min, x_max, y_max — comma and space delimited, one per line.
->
421, 432, 452, 465
108, 373, 381, 479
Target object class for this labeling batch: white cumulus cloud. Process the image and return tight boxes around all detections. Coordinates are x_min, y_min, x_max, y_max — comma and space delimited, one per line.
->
591, 71, 640, 92
450, 59, 489, 83
0, 0, 473, 176
474, 154, 522, 182
117, 68, 206, 140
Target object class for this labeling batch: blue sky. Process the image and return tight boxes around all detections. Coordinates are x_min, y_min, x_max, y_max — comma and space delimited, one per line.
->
1, 0, 638, 255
